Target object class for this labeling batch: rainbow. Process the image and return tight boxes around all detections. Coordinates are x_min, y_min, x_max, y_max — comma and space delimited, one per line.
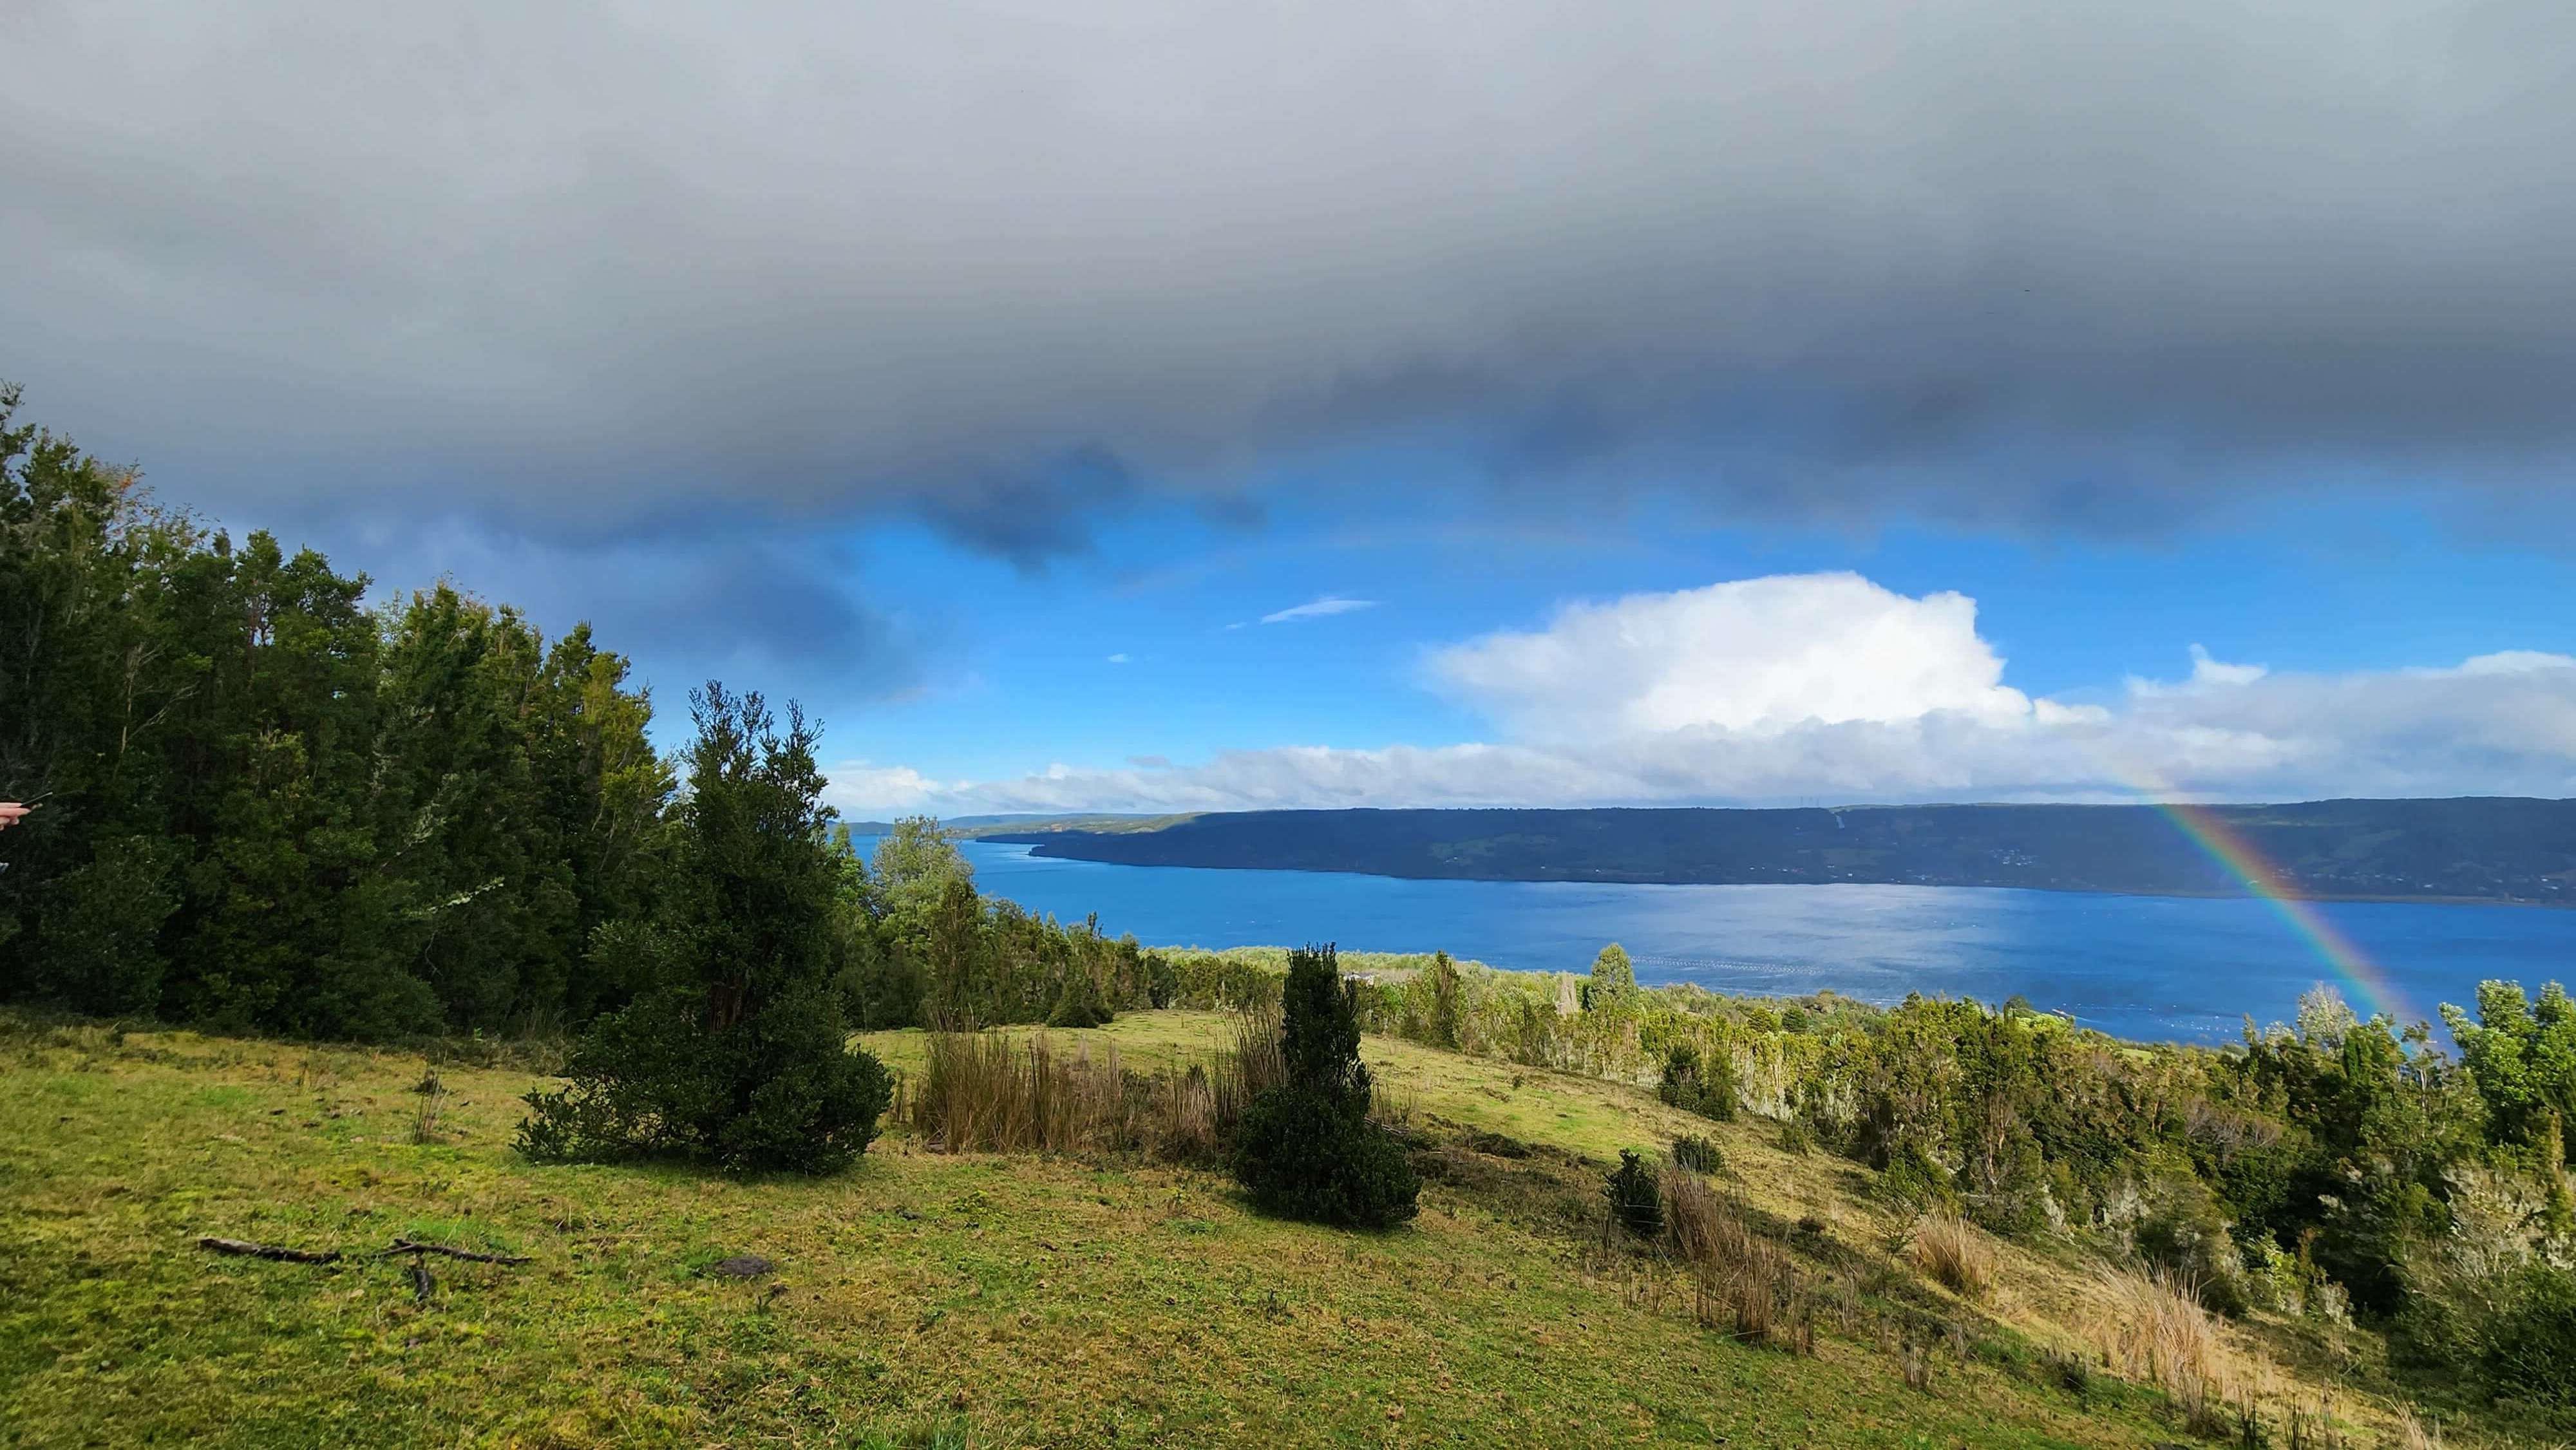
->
2131, 789, 2416, 1030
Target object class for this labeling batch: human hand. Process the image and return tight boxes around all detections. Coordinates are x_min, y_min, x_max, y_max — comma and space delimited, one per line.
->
0, 802, 32, 832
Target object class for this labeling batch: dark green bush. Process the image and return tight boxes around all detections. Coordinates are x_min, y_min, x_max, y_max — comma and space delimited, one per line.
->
1672, 1133, 1723, 1174
1657, 1040, 1738, 1121
1605, 1149, 1663, 1237
1233, 1084, 1421, 1227
1877, 1139, 1961, 1216
2485, 1263, 2576, 1413
1231, 943, 1420, 1229
2133, 1179, 2251, 1315
520, 978, 893, 1175
1047, 965, 1114, 1028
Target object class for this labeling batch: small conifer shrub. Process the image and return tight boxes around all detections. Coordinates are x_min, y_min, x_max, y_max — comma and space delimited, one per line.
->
517, 685, 893, 1176
1231, 943, 1421, 1229
1606, 1149, 1664, 1237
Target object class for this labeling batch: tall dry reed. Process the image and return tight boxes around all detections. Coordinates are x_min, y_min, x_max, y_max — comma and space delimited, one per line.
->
912, 1031, 1142, 1154
1910, 1213, 1995, 1301
2085, 1266, 2262, 1436
1209, 999, 1284, 1134
1664, 1166, 1814, 1353
909, 1006, 1283, 1163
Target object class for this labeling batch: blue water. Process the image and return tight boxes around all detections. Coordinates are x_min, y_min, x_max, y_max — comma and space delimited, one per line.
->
869, 840, 2576, 1043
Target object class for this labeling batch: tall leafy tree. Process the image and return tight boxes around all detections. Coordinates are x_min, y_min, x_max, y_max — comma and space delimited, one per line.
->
2445, 981, 2576, 1156
1585, 942, 1637, 1010
518, 684, 891, 1174
0, 383, 668, 1039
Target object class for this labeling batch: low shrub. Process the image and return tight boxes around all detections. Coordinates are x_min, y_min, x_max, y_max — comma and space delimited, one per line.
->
1235, 1084, 1421, 1228
1672, 1133, 1723, 1174
519, 983, 893, 1175
2484, 1262, 2576, 1414
1605, 1150, 1663, 1237
1774, 1120, 1815, 1156
1046, 966, 1114, 1029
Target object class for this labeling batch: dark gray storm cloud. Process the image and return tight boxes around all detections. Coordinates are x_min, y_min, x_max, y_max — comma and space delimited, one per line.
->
309, 517, 924, 710
6, 0, 2574, 552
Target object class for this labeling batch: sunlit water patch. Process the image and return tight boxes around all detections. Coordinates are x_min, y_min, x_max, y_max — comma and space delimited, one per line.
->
851, 838, 2576, 1043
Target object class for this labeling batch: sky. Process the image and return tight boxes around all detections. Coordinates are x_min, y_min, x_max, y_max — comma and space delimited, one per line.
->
5, 1, 2575, 816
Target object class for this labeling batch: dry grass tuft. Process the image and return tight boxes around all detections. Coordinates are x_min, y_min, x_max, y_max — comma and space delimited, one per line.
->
911, 1031, 1144, 1154
1909, 1213, 1994, 1301
1664, 1166, 1814, 1353
2085, 1266, 2251, 1435
1897, 1336, 1933, 1391
910, 1005, 1282, 1162
2387, 1404, 2445, 1450
410, 1068, 448, 1145
1216, 999, 1283, 1124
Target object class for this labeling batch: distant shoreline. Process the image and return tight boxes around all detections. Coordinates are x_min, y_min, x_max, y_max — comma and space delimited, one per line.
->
974, 798, 2576, 911
989, 839, 2566, 910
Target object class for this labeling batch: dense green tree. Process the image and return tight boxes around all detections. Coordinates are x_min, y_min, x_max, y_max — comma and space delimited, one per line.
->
871, 816, 974, 923
1421, 948, 1464, 1050
1584, 942, 1636, 1010
2444, 981, 2576, 1157
1047, 956, 1114, 1028
0, 384, 670, 1038
1658, 1040, 1737, 1121
518, 684, 891, 1174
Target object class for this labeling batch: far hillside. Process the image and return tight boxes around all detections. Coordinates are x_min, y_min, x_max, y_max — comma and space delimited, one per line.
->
989, 800, 2576, 905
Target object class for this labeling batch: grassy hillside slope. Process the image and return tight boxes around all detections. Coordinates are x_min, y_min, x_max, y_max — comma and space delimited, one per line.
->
1, 1013, 2418, 1449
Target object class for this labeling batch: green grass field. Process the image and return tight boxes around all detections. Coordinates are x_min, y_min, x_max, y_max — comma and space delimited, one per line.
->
0, 1013, 2401, 1448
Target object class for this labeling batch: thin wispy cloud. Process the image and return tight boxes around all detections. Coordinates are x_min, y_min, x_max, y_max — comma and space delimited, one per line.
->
1262, 596, 1378, 625
1105, 653, 1131, 664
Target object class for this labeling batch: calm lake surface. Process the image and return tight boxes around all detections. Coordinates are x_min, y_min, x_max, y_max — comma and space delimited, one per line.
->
866, 838, 2576, 1043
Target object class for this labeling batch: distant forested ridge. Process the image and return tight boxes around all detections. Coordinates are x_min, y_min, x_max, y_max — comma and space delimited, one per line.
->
991, 800, 2576, 904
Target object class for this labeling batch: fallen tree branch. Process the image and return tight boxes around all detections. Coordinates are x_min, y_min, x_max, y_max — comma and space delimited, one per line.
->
198, 1236, 341, 1264
383, 1238, 530, 1265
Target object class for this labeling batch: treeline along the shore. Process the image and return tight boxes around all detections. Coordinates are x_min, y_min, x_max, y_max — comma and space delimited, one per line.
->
0, 384, 1188, 1039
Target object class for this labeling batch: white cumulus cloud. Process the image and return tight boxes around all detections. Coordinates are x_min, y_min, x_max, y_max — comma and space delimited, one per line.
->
828, 575, 2576, 813
1427, 572, 2030, 737
822, 762, 960, 818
